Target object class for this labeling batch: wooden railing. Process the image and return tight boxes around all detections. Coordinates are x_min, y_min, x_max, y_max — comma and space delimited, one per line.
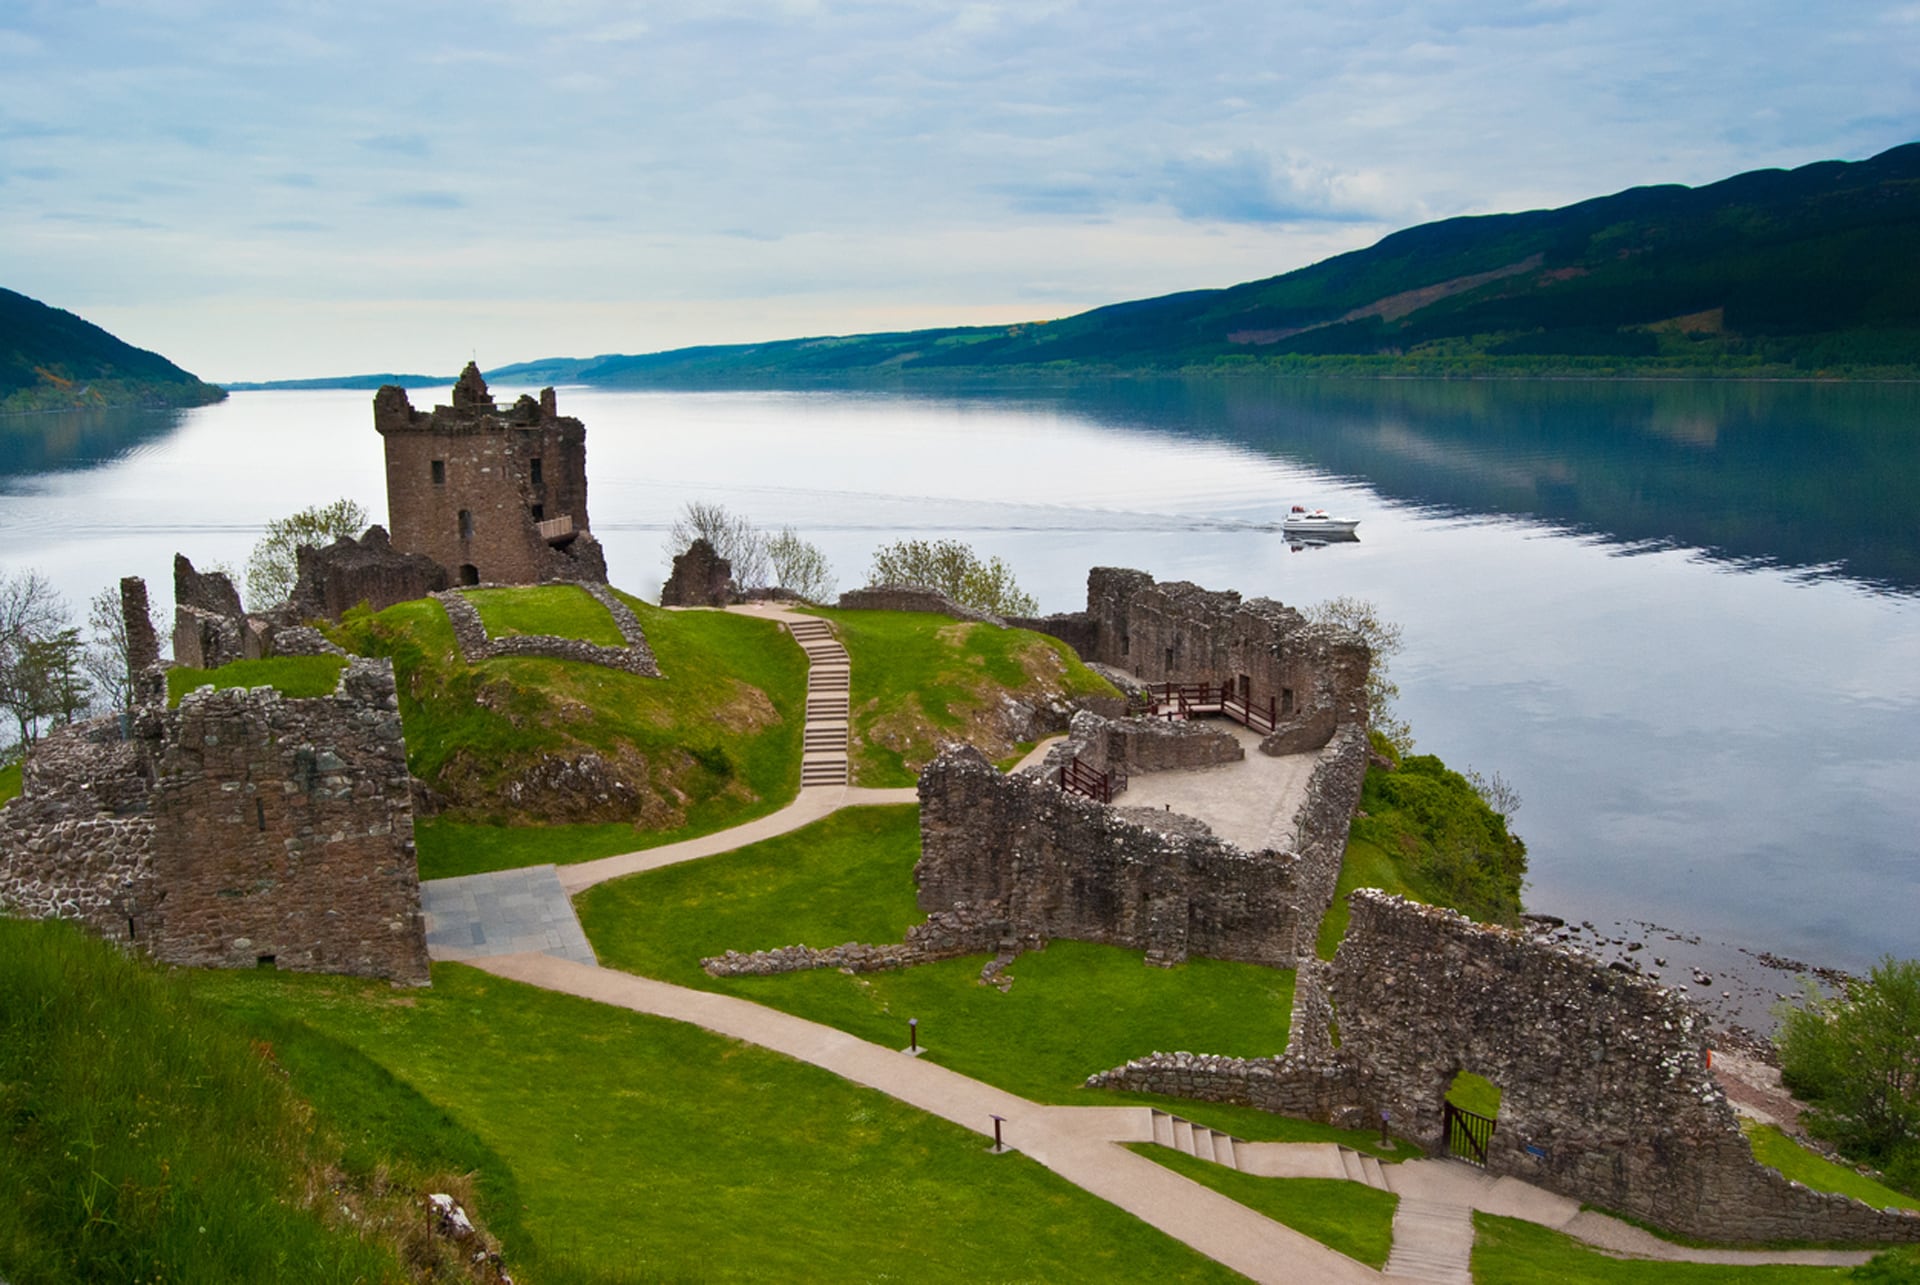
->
537, 514, 575, 543
1060, 756, 1112, 804
1143, 682, 1280, 735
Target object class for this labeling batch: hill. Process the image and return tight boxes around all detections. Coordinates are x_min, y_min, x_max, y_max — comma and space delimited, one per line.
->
0, 287, 226, 412
481, 143, 1920, 385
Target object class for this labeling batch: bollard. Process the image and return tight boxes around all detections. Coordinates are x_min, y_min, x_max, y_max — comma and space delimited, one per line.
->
909, 1017, 919, 1053
1380, 1109, 1391, 1150
990, 1114, 1006, 1154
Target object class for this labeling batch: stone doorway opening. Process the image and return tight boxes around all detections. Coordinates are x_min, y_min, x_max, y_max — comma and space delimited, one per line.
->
458, 563, 479, 586
1443, 1070, 1502, 1166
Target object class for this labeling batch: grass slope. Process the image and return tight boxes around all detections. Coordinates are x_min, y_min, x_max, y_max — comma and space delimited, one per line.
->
198, 963, 1244, 1284
576, 805, 1297, 1107
1134, 1147, 1398, 1268
330, 589, 805, 874
1317, 745, 1528, 958
1744, 1122, 1920, 1213
1470, 1213, 1856, 1283
0, 760, 21, 806
0, 919, 415, 1284
166, 654, 349, 706
809, 607, 1118, 786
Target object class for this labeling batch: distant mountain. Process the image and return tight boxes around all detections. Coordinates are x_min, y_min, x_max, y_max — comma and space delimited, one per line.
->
504, 143, 1920, 385
223, 373, 450, 391
0, 288, 226, 413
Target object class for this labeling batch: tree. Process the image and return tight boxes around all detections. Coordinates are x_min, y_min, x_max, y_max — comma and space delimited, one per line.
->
0, 568, 72, 750
1779, 957, 1920, 1183
244, 498, 369, 610
866, 539, 1038, 616
665, 501, 769, 590
765, 526, 836, 602
1306, 595, 1411, 754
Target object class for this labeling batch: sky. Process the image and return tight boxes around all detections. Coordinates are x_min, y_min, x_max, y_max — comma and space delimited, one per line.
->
2, 0, 1915, 381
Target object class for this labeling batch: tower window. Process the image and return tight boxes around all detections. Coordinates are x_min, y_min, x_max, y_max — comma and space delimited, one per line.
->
431, 459, 445, 485
458, 509, 473, 539
529, 457, 543, 485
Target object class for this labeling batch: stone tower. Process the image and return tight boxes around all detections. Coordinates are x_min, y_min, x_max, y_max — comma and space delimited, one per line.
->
373, 364, 607, 586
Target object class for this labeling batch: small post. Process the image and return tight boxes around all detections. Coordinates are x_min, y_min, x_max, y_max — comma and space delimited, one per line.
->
1380, 1108, 1391, 1150
909, 1017, 919, 1054
990, 1114, 1006, 1154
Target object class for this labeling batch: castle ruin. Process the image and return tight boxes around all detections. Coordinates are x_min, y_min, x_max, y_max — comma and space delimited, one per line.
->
375, 363, 606, 588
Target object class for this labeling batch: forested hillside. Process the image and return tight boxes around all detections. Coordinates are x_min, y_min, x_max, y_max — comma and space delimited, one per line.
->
0, 288, 225, 412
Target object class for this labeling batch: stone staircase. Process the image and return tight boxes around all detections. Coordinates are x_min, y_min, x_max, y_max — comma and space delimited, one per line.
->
788, 618, 850, 788
1150, 1108, 1246, 1168
1382, 1198, 1474, 1283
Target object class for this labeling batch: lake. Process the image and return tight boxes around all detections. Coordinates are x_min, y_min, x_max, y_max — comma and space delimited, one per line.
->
3, 378, 1916, 1017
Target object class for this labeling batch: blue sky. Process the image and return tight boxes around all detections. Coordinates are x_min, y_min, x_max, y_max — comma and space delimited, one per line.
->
2, 0, 1914, 380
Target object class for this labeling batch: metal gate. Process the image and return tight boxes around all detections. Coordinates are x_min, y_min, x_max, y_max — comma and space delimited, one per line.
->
1444, 1100, 1495, 1167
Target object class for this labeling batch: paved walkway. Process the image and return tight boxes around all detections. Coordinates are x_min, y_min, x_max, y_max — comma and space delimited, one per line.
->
421, 865, 597, 965
1118, 723, 1323, 852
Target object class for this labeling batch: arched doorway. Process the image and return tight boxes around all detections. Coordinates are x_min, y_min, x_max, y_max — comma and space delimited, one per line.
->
458, 563, 479, 586
1443, 1070, 1502, 1166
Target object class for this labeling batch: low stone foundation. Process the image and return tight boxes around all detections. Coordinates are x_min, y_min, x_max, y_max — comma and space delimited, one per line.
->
836, 584, 1007, 625
435, 584, 660, 677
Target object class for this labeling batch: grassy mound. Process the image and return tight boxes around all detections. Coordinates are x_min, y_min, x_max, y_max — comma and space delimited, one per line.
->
0, 760, 20, 806
328, 589, 806, 867
807, 608, 1119, 786
166, 654, 349, 706
0, 917, 493, 1284
198, 963, 1243, 1283
576, 805, 1297, 1107
464, 585, 624, 646
1318, 739, 1528, 957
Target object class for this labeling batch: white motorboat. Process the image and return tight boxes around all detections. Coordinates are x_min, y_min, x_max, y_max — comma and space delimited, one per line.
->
1281, 505, 1360, 536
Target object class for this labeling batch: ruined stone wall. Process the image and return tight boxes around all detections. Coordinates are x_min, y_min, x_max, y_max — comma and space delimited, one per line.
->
659, 538, 733, 607
171, 554, 258, 669
917, 744, 1305, 967
0, 661, 429, 986
1086, 1050, 1354, 1122
1332, 892, 1920, 1244
836, 585, 1007, 625
376, 365, 600, 588
1020, 568, 1369, 754
287, 525, 451, 620
144, 659, 429, 984
434, 584, 659, 677
0, 718, 155, 937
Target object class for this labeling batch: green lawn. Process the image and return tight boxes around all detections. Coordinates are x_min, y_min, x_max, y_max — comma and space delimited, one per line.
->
166, 654, 348, 706
1448, 1070, 1504, 1119
197, 962, 1245, 1284
0, 760, 20, 806
1134, 1146, 1399, 1268
329, 591, 806, 873
1744, 1122, 1920, 1213
0, 919, 414, 1283
577, 804, 1297, 1107
805, 607, 1118, 786
1470, 1213, 1857, 1283
464, 584, 625, 646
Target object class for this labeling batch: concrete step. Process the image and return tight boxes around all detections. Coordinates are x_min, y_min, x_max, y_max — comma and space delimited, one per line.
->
1172, 1117, 1194, 1154
1383, 1199, 1474, 1283
1359, 1153, 1388, 1189
1151, 1110, 1174, 1147
1338, 1147, 1365, 1184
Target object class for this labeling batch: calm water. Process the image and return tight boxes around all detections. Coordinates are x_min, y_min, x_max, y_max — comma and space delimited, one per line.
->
3, 380, 1916, 988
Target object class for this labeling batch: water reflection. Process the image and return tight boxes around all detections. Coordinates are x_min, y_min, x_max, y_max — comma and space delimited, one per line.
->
0, 406, 189, 483
946, 378, 1920, 596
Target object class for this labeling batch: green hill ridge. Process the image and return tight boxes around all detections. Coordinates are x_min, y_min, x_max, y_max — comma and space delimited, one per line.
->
482, 142, 1920, 386
0, 287, 225, 412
